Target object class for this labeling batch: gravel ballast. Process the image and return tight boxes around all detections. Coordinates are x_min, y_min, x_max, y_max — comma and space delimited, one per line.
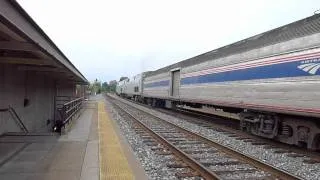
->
112, 95, 320, 180
105, 99, 184, 180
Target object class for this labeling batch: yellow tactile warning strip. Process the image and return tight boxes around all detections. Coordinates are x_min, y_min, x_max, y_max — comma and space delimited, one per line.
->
98, 101, 134, 180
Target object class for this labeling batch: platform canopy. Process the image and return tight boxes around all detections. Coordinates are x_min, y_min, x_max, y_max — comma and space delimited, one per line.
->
0, 0, 87, 84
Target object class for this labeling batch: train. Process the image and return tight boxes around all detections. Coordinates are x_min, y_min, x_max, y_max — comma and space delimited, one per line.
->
116, 14, 320, 150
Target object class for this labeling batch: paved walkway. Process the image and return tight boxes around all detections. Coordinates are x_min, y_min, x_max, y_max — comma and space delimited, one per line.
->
0, 94, 146, 180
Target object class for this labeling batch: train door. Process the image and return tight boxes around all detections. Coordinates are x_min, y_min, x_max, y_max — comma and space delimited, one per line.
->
171, 69, 180, 97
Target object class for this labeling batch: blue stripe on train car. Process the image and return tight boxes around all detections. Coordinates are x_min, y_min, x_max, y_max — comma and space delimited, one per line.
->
181, 58, 320, 85
144, 80, 170, 88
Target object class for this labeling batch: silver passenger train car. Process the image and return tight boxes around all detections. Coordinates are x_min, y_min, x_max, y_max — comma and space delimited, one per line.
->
118, 14, 320, 149
123, 73, 144, 100
115, 79, 127, 96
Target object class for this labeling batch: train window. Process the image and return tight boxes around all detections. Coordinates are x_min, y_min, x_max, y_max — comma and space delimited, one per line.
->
134, 86, 139, 92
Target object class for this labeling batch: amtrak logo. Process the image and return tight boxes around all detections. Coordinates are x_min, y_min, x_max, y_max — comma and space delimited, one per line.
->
298, 63, 320, 75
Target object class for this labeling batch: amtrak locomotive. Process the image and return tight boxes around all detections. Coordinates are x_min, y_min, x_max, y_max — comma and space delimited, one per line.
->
116, 14, 320, 149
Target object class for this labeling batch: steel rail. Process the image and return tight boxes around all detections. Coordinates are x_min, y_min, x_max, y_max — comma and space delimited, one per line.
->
111, 101, 220, 179
109, 94, 302, 180
120, 94, 320, 158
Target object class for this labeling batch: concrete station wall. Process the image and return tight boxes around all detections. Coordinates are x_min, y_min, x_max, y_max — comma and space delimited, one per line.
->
0, 64, 76, 134
56, 83, 75, 97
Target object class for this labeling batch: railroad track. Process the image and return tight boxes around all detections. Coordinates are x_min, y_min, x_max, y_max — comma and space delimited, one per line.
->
117, 94, 320, 164
107, 95, 301, 180
159, 107, 320, 163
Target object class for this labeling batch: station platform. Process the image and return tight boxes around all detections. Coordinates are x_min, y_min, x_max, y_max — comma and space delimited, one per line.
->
0, 95, 147, 180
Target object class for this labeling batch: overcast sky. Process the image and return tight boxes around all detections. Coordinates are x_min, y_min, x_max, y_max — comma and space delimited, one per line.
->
17, 0, 320, 83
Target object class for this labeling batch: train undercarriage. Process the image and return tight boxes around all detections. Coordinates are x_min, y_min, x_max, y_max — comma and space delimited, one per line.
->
240, 111, 320, 150
122, 95, 320, 150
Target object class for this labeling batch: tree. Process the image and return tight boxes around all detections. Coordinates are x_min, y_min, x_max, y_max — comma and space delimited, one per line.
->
101, 82, 109, 92
89, 79, 102, 94
109, 80, 117, 92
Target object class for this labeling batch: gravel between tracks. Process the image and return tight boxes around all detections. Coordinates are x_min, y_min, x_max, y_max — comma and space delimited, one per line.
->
114, 96, 320, 180
105, 99, 179, 180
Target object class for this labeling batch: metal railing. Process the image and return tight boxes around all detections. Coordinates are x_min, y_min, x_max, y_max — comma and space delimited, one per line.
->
0, 106, 28, 133
54, 97, 84, 133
